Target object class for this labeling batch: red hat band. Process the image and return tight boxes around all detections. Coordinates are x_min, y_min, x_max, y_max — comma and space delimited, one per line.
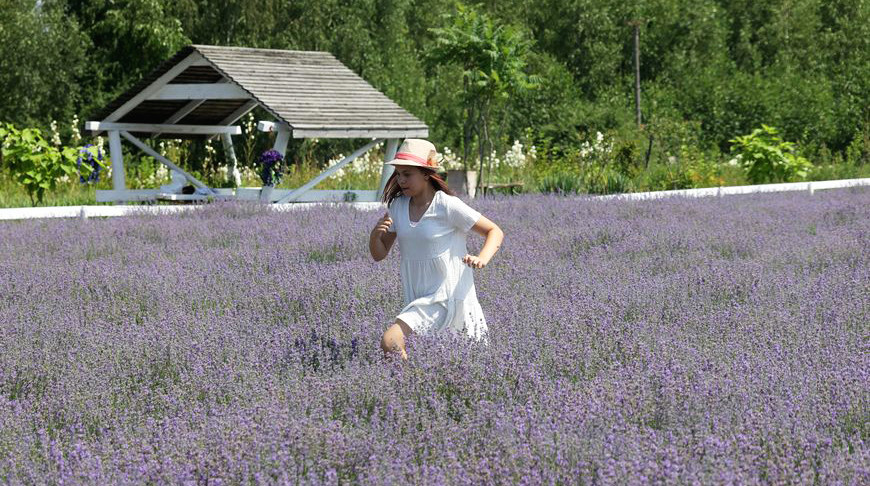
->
395, 152, 433, 166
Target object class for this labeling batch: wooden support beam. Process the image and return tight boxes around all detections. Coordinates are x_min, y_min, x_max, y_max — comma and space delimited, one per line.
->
206, 99, 260, 142
156, 78, 230, 138
377, 138, 399, 200
119, 131, 214, 194
257, 121, 283, 132
291, 128, 427, 139
218, 100, 259, 126
276, 139, 382, 203
238, 188, 379, 203
86, 121, 241, 135
273, 129, 291, 157
221, 133, 241, 187
104, 52, 203, 123
148, 83, 251, 100
108, 130, 126, 193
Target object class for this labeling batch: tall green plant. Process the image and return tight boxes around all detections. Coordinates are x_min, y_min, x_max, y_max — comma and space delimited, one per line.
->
426, 4, 539, 192
0, 124, 84, 206
729, 124, 813, 184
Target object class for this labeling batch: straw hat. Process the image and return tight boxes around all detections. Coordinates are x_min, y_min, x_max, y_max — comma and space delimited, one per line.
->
385, 139, 439, 169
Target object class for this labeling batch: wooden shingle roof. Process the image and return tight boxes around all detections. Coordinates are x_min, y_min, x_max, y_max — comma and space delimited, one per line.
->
90, 45, 429, 139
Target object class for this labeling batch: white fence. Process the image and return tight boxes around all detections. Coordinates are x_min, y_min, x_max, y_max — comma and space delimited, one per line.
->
1, 178, 868, 221
593, 178, 870, 201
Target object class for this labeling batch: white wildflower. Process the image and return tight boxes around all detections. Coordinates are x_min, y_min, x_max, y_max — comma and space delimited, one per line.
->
50, 120, 61, 146
71, 115, 81, 144
438, 146, 463, 171
327, 154, 346, 179
504, 140, 528, 169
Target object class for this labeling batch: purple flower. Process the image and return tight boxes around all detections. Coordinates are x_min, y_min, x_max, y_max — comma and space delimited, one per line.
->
257, 149, 284, 186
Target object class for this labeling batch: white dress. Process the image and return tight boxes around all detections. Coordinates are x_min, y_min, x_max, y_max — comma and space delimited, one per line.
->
387, 190, 488, 342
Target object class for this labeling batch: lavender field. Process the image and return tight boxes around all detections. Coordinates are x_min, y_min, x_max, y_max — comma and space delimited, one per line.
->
0, 189, 867, 484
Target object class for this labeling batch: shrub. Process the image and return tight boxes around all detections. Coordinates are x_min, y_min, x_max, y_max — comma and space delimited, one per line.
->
535, 171, 582, 194
581, 164, 632, 194
0, 123, 83, 206
729, 125, 813, 184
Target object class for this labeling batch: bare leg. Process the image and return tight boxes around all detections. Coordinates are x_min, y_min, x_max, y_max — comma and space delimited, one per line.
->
381, 319, 413, 360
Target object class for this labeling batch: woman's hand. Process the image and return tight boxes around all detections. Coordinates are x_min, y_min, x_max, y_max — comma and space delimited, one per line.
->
371, 212, 393, 237
369, 212, 396, 262
462, 254, 486, 269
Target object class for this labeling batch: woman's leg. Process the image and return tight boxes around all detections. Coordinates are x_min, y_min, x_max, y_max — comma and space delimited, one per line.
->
381, 319, 413, 360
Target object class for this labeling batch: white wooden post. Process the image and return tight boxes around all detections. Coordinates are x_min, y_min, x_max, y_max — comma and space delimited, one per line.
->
377, 138, 400, 200
273, 128, 291, 157
108, 130, 125, 193
221, 133, 241, 187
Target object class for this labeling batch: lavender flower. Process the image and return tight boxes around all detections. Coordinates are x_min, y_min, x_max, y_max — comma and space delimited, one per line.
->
0, 189, 866, 483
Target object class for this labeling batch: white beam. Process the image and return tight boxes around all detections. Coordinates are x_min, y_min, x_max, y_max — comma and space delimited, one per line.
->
221, 133, 241, 187
377, 138, 400, 200
276, 139, 383, 203
257, 121, 282, 132
86, 121, 241, 135
119, 131, 214, 194
291, 128, 428, 139
108, 130, 126, 193
218, 100, 259, 126
206, 99, 260, 142
161, 99, 207, 125
104, 52, 203, 123
273, 129, 291, 157
156, 78, 230, 138
148, 83, 251, 100
237, 188, 379, 203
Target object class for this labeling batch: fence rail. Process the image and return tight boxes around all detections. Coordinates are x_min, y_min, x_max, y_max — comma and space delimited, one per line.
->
1, 178, 868, 221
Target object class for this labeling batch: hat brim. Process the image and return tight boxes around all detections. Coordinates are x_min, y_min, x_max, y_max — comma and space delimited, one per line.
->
385, 159, 440, 170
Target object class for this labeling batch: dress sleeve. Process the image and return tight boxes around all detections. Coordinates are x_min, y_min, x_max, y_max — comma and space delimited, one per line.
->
444, 193, 482, 232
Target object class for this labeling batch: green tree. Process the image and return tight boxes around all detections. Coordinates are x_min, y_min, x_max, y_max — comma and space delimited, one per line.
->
63, 0, 189, 114
0, 1, 90, 126
426, 3, 538, 190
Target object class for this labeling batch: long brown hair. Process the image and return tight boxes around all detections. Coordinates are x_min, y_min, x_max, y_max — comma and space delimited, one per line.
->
382, 167, 455, 205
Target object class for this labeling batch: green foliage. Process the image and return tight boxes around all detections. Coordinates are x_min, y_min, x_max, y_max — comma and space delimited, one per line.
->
730, 125, 813, 184
62, 0, 190, 113
427, 4, 538, 102
0, 1, 90, 126
535, 172, 583, 195
581, 164, 633, 195
426, 3, 539, 176
0, 124, 84, 206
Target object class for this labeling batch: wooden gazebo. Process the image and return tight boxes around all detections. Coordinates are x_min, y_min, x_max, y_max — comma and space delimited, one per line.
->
85, 45, 428, 203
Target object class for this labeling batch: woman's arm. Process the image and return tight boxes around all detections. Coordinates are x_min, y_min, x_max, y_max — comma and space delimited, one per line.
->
462, 215, 503, 269
369, 212, 397, 261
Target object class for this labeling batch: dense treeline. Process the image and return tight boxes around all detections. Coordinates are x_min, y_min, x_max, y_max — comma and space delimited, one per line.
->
1, 0, 868, 163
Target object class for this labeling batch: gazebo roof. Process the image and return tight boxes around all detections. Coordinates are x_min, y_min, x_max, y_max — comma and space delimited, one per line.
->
89, 45, 429, 139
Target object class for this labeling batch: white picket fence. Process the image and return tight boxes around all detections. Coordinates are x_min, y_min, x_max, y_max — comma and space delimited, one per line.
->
1, 178, 868, 221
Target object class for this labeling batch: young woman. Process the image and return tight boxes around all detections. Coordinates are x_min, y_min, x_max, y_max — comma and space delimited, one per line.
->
369, 139, 504, 360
